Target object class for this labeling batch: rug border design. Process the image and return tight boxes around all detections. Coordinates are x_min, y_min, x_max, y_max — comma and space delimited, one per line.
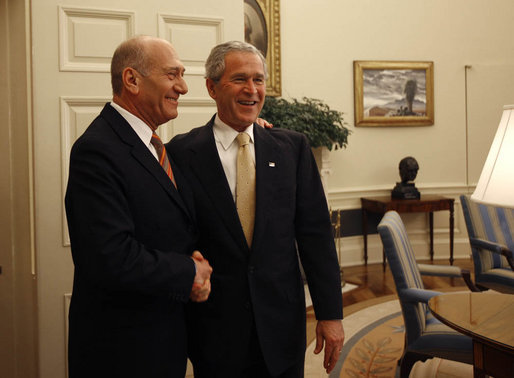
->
329, 311, 402, 377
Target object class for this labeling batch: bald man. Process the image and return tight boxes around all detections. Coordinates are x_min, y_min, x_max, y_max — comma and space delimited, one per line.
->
65, 36, 212, 378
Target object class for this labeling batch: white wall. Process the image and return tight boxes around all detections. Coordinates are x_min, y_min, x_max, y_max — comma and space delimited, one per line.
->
281, 0, 514, 191
279, 0, 514, 265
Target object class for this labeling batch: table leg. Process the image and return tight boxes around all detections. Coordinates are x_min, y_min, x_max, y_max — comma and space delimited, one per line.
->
362, 208, 368, 265
473, 342, 486, 378
450, 202, 454, 265
429, 212, 434, 261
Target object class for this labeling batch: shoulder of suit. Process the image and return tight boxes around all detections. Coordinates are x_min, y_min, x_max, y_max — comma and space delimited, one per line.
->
167, 125, 210, 155
71, 107, 127, 155
259, 126, 309, 146
74, 114, 110, 143
171, 125, 205, 142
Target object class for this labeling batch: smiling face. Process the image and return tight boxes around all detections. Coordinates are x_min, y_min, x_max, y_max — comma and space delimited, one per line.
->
135, 40, 188, 129
206, 51, 266, 131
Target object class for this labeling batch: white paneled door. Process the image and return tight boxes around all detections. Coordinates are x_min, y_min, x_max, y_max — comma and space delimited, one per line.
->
30, 1, 242, 377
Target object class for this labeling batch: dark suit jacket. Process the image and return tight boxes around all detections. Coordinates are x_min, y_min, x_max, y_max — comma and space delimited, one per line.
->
65, 103, 197, 378
168, 116, 343, 376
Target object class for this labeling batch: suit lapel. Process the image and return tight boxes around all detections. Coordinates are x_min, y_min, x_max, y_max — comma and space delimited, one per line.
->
170, 158, 197, 225
253, 125, 281, 252
187, 121, 249, 251
100, 104, 193, 221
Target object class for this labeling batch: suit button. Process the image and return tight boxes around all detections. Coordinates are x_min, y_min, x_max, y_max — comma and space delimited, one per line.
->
248, 266, 255, 274
245, 301, 251, 310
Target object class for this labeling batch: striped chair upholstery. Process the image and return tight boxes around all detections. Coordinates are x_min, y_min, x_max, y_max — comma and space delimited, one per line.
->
460, 194, 514, 293
378, 211, 473, 378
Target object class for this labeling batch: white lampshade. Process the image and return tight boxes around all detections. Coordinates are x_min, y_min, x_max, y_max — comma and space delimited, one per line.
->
471, 105, 514, 208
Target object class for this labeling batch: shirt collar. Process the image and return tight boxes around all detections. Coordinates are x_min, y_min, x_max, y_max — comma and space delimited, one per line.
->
110, 101, 154, 146
212, 114, 254, 151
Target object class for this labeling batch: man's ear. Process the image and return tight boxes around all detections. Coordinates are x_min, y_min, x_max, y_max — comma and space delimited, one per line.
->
206, 78, 217, 99
122, 67, 140, 95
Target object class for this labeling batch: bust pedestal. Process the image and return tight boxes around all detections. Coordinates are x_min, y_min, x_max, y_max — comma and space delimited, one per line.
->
391, 182, 420, 199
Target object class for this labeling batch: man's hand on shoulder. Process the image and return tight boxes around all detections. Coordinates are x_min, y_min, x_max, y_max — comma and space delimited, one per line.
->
190, 251, 212, 302
314, 319, 345, 374
256, 117, 273, 129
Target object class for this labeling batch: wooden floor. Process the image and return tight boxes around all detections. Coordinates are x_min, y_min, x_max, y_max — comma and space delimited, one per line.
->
341, 257, 474, 310
306, 257, 475, 344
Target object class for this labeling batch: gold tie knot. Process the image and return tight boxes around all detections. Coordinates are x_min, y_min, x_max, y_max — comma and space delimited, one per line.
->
236, 132, 250, 147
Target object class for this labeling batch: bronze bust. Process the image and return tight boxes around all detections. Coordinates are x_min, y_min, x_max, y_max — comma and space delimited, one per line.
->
392, 157, 420, 199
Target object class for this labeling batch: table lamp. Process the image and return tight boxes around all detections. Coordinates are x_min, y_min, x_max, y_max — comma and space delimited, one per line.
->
471, 105, 514, 208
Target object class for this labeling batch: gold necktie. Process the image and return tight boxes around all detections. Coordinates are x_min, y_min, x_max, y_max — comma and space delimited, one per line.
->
236, 132, 256, 247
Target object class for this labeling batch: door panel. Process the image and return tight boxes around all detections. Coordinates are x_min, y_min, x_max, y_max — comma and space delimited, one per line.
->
31, 2, 242, 377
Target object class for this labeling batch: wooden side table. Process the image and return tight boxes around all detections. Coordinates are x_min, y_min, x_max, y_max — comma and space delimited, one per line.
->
361, 195, 455, 269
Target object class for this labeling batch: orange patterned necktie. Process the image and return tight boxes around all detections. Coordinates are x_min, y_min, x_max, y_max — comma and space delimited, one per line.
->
150, 132, 176, 187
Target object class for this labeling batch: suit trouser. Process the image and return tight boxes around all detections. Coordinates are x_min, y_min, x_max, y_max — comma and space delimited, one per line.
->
242, 322, 304, 378
191, 319, 304, 378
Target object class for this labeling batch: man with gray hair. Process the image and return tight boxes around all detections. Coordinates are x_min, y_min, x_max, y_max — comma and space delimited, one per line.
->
169, 40, 344, 377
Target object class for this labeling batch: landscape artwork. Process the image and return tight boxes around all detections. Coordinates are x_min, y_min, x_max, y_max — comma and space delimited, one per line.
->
363, 69, 426, 117
354, 61, 434, 126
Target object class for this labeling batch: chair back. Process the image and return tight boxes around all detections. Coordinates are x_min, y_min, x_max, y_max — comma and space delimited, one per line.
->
377, 211, 426, 345
460, 195, 514, 276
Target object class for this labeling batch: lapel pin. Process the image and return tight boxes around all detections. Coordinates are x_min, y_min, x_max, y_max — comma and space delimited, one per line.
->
268, 162, 276, 167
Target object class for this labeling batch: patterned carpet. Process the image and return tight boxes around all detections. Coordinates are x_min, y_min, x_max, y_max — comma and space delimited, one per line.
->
304, 299, 474, 378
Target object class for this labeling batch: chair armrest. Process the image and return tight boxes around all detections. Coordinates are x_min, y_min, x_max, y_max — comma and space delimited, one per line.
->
418, 264, 480, 292
418, 263, 462, 277
470, 237, 514, 271
399, 288, 442, 304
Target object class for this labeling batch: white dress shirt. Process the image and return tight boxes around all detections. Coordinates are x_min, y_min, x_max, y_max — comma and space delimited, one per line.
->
110, 101, 159, 161
212, 114, 255, 202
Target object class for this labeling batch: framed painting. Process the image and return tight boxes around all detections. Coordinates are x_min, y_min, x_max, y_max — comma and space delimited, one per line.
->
244, 0, 281, 96
354, 61, 434, 126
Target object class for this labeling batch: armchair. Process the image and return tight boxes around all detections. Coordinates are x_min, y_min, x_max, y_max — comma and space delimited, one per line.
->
377, 211, 474, 378
460, 194, 514, 293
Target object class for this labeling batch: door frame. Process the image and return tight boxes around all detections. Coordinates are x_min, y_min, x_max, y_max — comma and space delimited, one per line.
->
0, 0, 38, 376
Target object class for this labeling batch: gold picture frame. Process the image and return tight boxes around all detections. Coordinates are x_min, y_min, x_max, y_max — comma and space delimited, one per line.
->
354, 61, 434, 126
244, 0, 281, 96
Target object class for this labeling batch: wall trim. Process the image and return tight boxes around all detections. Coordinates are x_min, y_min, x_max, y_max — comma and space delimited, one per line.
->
327, 183, 473, 209
327, 184, 475, 268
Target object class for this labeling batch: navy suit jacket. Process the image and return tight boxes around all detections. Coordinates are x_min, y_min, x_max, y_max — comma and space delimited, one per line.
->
168, 116, 343, 376
65, 103, 197, 378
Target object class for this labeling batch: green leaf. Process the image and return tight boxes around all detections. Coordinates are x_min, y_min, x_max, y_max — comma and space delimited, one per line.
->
344, 369, 361, 378
260, 96, 351, 150
373, 356, 398, 363
356, 348, 371, 361
379, 347, 403, 354
377, 337, 392, 347
370, 366, 394, 374
362, 339, 375, 352
349, 358, 367, 373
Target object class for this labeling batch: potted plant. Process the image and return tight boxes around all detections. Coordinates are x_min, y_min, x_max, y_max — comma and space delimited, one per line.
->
259, 96, 351, 151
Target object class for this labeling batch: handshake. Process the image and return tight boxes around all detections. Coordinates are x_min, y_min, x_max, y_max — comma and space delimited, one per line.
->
190, 250, 212, 302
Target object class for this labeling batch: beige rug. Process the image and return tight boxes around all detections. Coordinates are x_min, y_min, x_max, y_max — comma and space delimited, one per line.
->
304, 299, 473, 378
